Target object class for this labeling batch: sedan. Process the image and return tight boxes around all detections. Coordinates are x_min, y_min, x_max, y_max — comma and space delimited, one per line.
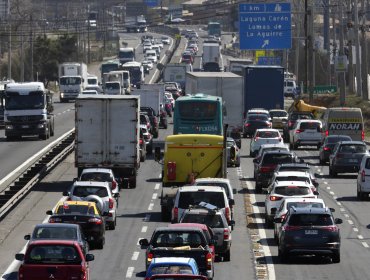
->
319, 135, 352, 164
250, 129, 283, 157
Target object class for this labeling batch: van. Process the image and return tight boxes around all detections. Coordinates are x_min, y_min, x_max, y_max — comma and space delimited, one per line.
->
284, 79, 297, 98
321, 107, 364, 141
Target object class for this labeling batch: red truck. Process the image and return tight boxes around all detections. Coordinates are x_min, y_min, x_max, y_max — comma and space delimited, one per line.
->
16, 240, 94, 280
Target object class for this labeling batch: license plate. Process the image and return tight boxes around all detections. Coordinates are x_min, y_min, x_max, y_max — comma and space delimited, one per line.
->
22, 125, 29, 128
305, 230, 318, 235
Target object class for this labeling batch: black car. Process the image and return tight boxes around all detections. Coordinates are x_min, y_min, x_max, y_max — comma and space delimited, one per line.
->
255, 150, 299, 193
46, 201, 106, 249
319, 135, 352, 164
283, 111, 315, 142
243, 114, 271, 138
24, 223, 89, 255
277, 207, 342, 263
274, 163, 319, 189
141, 107, 159, 138
329, 141, 368, 177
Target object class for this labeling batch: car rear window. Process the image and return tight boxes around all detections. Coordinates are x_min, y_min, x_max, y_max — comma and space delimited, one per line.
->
247, 114, 268, 121
288, 214, 333, 226
290, 114, 314, 121
274, 186, 310, 196
286, 202, 324, 209
195, 182, 230, 197
55, 204, 95, 215
182, 213, 225, 228
275, 176, 310, 183
153, 232, 205, 247
326, 136, 352, 143
80, 172, 111, 182
150, 265, 194, 275
339, 144, 366, 153
72, 186, 108, 198
178, 192, 225, 209
300, 122, 320, 130
26, 245, 81, 264
32, 227, 77, 240
270, 111, 287, 117
262, 154, 294, 164
257, 131, 279, 138
278, 166, 310, 172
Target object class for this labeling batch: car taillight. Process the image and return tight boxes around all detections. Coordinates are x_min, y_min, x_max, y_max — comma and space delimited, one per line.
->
48, 217, 62, 223
18, 266, 24, 279
267, 122, 272, 127
295, 129, 303, 133
153, 117, 158, 125
147, 122, 150, 128
362, 130, 365, 141
254, 137, 259, 142
288, 121, 293, 127
147, 252, 154, 263
325, 130, 329, 137
259, 165, 276, 173
112, 180, 117, 190
88, 217, 103, 225
206, 252, 213, 270
283, 225, 302, 231
139, 139, 143, 145
244, 123, 250, 127
322, 225, 339, 232
223, 228, 230, 240
225, 207, 231, 223
280, 214, 286, 221
173, 207, 178, 221
362, 170, 366, 182
323, 146, 330, 151
109, 198, 114, 209
269, 196, 283, 201
80, 266, 88, 280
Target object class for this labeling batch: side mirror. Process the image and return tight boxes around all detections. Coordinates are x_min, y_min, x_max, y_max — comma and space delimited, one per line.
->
85, 254, 95, 262
313, 191, 319, 196
15, 253, 24, 261
154, 147, 161, 162
62, 191, 69, 196
113, 193, 120, 198
329, 208, 336, 213
233, 188, 237, 194
274, 217, 282, 223
24, 234, 31, 240
299, 158, 305, 163
335, 218, 343, 224
139, 238, 149, 247
73, 178, 78, 182
229, 199, 235, 206
46, 210, 53, 215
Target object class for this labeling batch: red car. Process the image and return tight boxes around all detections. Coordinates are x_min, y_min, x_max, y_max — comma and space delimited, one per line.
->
16, 240, 94, 280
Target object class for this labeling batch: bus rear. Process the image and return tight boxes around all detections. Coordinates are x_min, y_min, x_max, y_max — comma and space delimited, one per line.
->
173, 94, 223, 135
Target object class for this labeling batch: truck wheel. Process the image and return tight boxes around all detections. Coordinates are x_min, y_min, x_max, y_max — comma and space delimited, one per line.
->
147, 144, 153, 155
223, 250, 231, 262
40, 131, 49, 140
95, 238, 104, 250
129, 177, 137, 189
161, 206, 171, 222
50, 122, 55, 137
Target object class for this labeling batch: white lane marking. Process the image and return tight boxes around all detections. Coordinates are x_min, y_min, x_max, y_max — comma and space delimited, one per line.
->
126, 267, 135, 278
154, 183, 160, 190
148, 203, 154, 211
319, 173, 324, 176
329, 191, 335, 195
353, 228, 359, 232
326, 186, 331, 190
57, 113, 61, 115
149, 38, 175, 84
333, 196, 338, 200
144, 214, 151, 222
131, 252, 139, 261
62, 110, 67, 113
245, 179, 276, 280
159, 173, 162, 178
323, 181, 328, 185
317, 169, 321, 172
141, 226, 148, 233
152, 193, 158, 200
348, 220, 354, 225
358, 235, 364, 240
362, 242, 369, 248
340, 208, 345, 212
336, 202, 342, 206
344, 214, 349, 218
67, 109, 71, 112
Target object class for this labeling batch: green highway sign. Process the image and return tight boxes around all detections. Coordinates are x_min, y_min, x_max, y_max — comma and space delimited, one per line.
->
304, 85, 337, 94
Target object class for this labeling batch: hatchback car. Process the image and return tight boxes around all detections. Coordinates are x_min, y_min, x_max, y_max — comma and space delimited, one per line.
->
277, 207, 342, 263
269, 170, 317, 193
265, 181, 318, 227
357, 154, 370, 200
78, 168, 119, 194
319, 135, 352, 164
329, 141, 368, 177
161, 36, 170, 45
226, 137, 240, 167
289, 120, 323, 149
46, 201, 106, 248
269, 109, 288, 129
250, 129, 283, 157
243, 113, 272, 138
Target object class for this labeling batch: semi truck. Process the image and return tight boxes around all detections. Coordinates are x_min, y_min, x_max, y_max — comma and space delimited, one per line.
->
103, 70, 131, 94
58, 62, 88, 102
75, 95, 140, 188
125, 15, 147, 33
163, 63, 192, 90
4, 82, 55, 140
156, 134, 225, 221
185, 72, 244, 131
243, 65, 284, 113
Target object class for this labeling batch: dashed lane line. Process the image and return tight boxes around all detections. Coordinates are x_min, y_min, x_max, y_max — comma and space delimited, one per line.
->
141, 226, 148, 233
152, 193, 158, 200
154, 183, 160, 190
126, 267, 135, 278
358, 235, 364, 240
362, 242, 369, 248
148, 203, 154, 211
131, 252, 139, 261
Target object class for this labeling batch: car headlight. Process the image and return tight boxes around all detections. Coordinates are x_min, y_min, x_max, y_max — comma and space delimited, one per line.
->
5, 125, 13, 130
60, 92, 64, 98
37, 123, 45, 128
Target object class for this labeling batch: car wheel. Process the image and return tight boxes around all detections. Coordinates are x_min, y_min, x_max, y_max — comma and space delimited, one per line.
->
147, 144, 153, 155
95, 238, 104, 250
319, 156, 325, 165
329, 167, 337, 177
223, 250, 231, 262
235, 160, 240, 167
249, 150, 253, 157
265, 214, 272, 228
108, 220, 116, 230
278, 248, 288, 263
161, 206, 171, 222
332, 251, 340, 263
255, 183, 262, 194
243, 133, 247, 138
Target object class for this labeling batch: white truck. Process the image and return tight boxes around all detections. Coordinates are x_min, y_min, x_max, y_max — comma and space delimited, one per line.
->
163, 63, 192, 90
185, 72, 244, 130
125, 15, 147, 33
75, 95, 140, 188
140, 84, 165, 115
58, 62, 88, 102
132, 88, 161, 116
202, 43, 221, 71
226, 58, 253, 75
103, 70, 131, 94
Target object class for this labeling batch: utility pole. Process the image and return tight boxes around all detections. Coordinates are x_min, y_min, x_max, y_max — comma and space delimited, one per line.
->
30, 15, 34, 81
360, 0, 368, 100
324, 0, 331, 85
294, 0, 301, 83
354, 0, 362, 97
347, 0, 354, 94
309, 3, 315, 103
7, 19, 11, 80
304, 0, 309, 94
338, 2, 347, 106
20, 30, 24, 82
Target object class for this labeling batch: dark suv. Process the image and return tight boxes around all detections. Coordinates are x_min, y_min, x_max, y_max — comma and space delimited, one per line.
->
255, 150, 299, 193
141, 107, 159, 138
283, 111, 315, 142
277, 207, 342, 263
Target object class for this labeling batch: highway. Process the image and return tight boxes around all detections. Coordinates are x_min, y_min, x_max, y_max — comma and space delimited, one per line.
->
1, 27, 370, 280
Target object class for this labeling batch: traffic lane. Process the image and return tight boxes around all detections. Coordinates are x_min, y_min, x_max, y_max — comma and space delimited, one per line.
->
240, 139, 370, 279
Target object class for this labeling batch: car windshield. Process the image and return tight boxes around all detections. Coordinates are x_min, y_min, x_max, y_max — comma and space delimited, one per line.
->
26, 245, 81, 264
59, 77, 82, 85
274, 186, 310, 196
286, 202, 324, 209
339, 144, 366, 153
288, 214, 333, 226
150, 265, 194, 275
72, 186, 108, 198
5, 91, 45, 110
178, 192, 225, 209
153, 232, 205, 247
182, 214, 224, 228
80, 172, 111, 182
257, 131, 279, 138
55, 204, 96, 215
32, 227, 78, 240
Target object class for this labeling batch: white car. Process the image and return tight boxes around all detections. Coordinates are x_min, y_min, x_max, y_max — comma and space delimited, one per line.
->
357, 154, 370, 200
269, 109, 288, 129
78, 168, 120, 194
273, 197, 327, 242
269, 170, 317, 193
64, 181, 119, 230
154, 40, 164, 49
247, 108, 270, 119
143, 43, 152, 53
142, 60, 154, 70
250, 129, 283, 157
145, 50, 158, 63
289, 119, 323, 150
264, 181, 318, 227
161, 36, 170, 45
164, 92, 175, 109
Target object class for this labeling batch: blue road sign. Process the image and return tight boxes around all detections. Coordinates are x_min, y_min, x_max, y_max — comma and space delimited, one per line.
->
239, 3, 292, 50
257, 56, 282, 65
145, 0, 159, 7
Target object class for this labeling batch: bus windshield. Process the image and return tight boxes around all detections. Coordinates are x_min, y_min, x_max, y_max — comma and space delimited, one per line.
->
101, 63, 119, 75
178, 101, 217, 119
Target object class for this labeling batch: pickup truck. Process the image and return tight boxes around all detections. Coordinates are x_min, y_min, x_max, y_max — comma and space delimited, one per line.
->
139, 227, 215, 279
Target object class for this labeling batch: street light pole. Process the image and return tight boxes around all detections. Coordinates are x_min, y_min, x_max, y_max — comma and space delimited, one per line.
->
354, 0, 362, 97
338, 2, 347, 106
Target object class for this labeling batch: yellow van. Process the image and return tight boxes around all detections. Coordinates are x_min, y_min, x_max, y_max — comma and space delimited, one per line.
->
321, 107, 364, 141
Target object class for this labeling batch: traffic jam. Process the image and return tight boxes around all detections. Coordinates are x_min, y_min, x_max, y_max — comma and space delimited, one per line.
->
1, 13, 370, 280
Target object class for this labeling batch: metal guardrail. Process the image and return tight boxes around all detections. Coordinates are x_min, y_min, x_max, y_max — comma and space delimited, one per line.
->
0, 130, 75, 220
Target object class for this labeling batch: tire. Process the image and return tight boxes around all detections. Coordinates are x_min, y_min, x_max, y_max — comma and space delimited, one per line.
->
243, 133, 247, 138
329, 167, 337, 177
147, 144, 153, 155
255, 184, 262, 194
50, 122, 55, 137
95, 238, 104, 249
265, 215, 273, 228
357, 188, 362, 200
278, 248, 288, 263
40, 132, 48, 140
161, 206, 171, 222
130, 176, 137, 189
332, 252, 340, 263
235, 161, 240, 167
319, 157, 325, 165
140, 153, 146, 162
223, 250, 231, 262
108, 219, 116, 230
